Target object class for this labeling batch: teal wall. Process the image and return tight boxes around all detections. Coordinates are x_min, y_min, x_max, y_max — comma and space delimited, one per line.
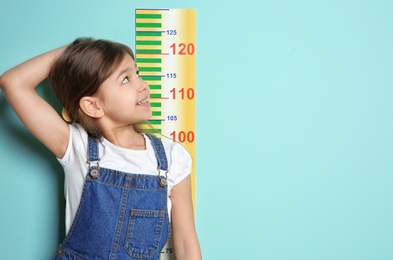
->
1, 0, 393, 259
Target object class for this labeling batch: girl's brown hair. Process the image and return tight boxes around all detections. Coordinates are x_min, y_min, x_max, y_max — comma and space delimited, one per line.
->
50, 37, 142, 138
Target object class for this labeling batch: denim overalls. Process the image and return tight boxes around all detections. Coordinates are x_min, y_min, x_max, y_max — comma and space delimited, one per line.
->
55, 134, 170, 260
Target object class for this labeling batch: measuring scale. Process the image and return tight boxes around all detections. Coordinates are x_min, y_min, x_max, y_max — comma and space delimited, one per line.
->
135, 9, 196, 259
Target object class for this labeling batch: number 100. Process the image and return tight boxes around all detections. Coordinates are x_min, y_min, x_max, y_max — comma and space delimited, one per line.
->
170, 131, 195, 143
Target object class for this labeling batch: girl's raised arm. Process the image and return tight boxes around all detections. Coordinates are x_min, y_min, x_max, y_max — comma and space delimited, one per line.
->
0, 46, 70, 158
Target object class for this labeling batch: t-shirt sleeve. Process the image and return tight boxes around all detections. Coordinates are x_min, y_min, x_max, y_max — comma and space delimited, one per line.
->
166, 141, 193, 188
57, 124, 88, 173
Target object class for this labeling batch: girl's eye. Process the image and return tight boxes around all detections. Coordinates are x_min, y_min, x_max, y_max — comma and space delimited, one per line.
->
136, 70, 140, 78
122, 76, 129, 84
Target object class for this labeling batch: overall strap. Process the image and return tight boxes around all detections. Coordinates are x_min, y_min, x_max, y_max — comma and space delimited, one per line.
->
146, 134, 168, 171
88, 135, 100, 162
87, 135, 100, 179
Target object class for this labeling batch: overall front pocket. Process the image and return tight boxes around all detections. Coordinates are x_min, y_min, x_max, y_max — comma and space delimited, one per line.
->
124, 209, 165, 258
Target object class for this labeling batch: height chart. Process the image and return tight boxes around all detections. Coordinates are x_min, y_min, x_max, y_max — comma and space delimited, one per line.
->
135, 9, 196, 259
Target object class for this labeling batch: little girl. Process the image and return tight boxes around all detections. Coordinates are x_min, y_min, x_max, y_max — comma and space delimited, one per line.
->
0, 38, 201, 260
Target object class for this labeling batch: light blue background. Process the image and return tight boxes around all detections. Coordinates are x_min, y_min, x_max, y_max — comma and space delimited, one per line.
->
1, 0, 393, 259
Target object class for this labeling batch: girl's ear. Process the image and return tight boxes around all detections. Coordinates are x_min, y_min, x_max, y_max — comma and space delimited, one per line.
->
79, 96, 104, 118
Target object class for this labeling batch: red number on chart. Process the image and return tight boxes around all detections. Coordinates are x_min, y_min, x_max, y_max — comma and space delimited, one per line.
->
170, 88, 195, 100
170, 131, 195, 143
170, 43, 195, 55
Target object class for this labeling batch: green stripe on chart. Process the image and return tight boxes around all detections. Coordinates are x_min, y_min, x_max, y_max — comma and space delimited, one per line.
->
150, 102, 161, 108
136, 58, 162, 63
136, 41, 161, 46
143, 128, 162, 134
136, 23, 161, 28
140, 67, 161, 72
147, 120, 162, 125
136, 32, 162, 37
136, 14, 162, 19
142, 76, 161, 81
149, 85, 161, 90
141, 120, 162, 126
136, 49, 162, 54
150, 93, 162, 98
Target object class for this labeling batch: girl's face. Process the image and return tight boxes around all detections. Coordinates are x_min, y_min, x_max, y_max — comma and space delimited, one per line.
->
97, 54, 151, 126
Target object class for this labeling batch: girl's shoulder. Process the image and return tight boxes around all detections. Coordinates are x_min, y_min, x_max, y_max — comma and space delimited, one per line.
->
69, 123, 89, 147
58, 123, 89, 163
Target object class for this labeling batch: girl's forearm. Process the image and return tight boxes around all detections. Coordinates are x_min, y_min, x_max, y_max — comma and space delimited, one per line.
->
0, 45, 67, 93
175, 243, 202, 260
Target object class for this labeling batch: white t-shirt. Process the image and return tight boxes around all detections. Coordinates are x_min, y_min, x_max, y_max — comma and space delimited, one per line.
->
58, 124, 192, 235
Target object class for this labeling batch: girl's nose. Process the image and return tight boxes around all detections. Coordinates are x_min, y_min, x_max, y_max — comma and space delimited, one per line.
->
139, 79, 149, 92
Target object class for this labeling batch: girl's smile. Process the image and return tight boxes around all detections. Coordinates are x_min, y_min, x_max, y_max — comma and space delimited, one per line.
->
137, 97, 149, 106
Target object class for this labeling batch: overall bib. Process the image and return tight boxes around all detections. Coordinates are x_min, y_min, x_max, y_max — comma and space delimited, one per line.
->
55, 135, 170, 260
